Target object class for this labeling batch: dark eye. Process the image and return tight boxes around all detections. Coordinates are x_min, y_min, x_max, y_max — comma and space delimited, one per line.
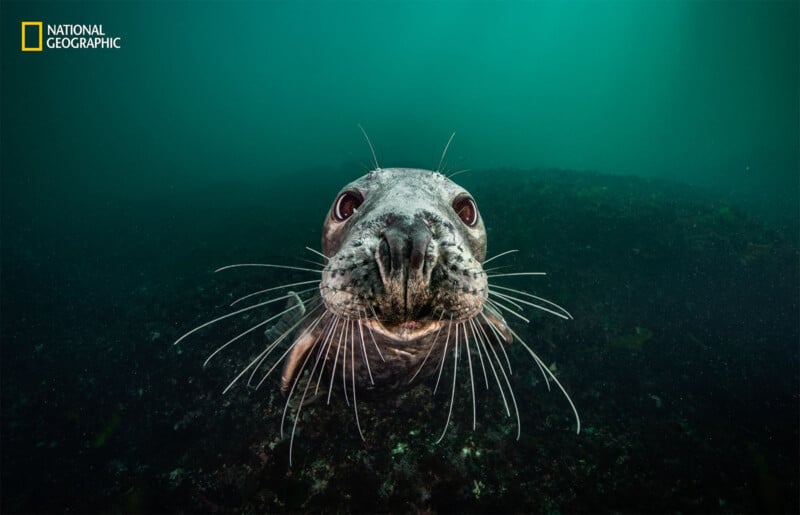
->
333, 191, 363, 221
453, 196, 478, 226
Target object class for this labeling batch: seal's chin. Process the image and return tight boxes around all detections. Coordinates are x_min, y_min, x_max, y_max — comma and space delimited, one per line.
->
364, 318, 447, 342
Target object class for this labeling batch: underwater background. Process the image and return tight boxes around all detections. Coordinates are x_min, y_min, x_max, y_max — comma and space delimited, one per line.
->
1, 0, 798, 512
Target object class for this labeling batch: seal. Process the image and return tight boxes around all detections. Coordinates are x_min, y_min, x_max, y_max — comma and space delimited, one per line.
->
175, 148, 579, 465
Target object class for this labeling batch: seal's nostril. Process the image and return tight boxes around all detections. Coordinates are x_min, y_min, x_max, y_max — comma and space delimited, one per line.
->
376, 233, 392, 281
409, 228, 431, 274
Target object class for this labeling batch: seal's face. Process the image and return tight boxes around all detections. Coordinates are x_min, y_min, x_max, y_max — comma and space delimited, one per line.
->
176, 162, 579, 467
320, 169, 487, 332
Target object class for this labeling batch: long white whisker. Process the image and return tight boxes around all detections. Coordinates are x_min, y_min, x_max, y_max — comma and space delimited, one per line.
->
486, 298, 530, 324
350, 319, 366, 441
248, 306, 326, 391
356, 320, 374, 385
304, 246, 330, 261
482, 332, 521, 439
506, 325, 580, 434
483, 264, 515, 274
436, 132, 456, 173
174, 293, 302, 346
479, 310, 509, 343
478, 310, 515, 377
474, 327, 511, 417
312, 315, 341, 396
327, 316, 345, 405
447, 169, 471, 179
436, 322, 460, 444
358, 124, 380, 171
488, 290, 525, 311
215, 263, 323, 274
489, 290, 571, 320
434, 315, 454, 395
286, 317, 334, 467
341, 319, 350, 406
363, 308, 386, 362
408, 309, 447, 384
487, 272, 547, 279
467, 318, 490, 389
298, 258, 327, 268
490, 284, 574, 319
482, 249, 519, 265
204, 299, 306, 367
463, 323, 476, 431
510, 324, 551, 390
230, 280, 320, 307
279, 323, 320, 438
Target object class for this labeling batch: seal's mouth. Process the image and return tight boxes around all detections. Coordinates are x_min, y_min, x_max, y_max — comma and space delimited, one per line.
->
365, 318, 444, 341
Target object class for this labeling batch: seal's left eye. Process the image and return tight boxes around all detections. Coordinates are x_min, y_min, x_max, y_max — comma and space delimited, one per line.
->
333, 191, 363, 222
453, 196, 478, 227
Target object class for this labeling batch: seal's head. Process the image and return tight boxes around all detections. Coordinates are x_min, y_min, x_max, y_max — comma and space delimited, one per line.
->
176, 160, 579, 467
320, 168, 487, 331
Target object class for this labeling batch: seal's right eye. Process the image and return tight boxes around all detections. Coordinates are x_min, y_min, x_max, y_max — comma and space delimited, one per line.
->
333, 191, 363, 222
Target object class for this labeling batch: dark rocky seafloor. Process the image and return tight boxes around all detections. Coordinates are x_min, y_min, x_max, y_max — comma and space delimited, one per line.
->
2, 169, 798, 513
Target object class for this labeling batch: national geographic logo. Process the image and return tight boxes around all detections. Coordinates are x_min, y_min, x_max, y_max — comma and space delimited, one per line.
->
21, 21, 122, 51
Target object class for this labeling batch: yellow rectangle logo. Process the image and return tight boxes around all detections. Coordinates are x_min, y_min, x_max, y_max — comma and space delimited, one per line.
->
21, 21, 43, 52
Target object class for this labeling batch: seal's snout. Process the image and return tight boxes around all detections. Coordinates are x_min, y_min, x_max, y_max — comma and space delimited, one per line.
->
376, 220, 432, 285
374, 218, 435, 320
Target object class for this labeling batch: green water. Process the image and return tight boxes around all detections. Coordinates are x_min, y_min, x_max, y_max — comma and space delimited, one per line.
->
1, 1, 798, 512
2, 0, 797, 211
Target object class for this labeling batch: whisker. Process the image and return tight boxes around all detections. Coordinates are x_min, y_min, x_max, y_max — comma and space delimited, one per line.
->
433, 315, 455, 395
504, 323, 550, 389
474, 326, 511, 417
482, 249, 519, 265
463, 323, 476, 431
489, 284, 574, 319
436, 322, 460, 444
312, 315, 342, 396
488, 290, 525, 311
357, 123, 380, 171
340, 319, 351, 406
246, 305, 326, 392
408, 309, 447, 384
436, 132, 456, 173
487, 272, 547, 279
286, 316, 336, 467
478, 310, 513, 374
298, 258, 327, 268
364, 307, 386, 362
489, 290, 571, 321
486, 298, 530, 324
242, 297, 325, 384
467, 318, 490, 389
481, 332, 521, 439
350, 319, 366, 441
506, 325, 581, 434
215, 263, 323, 274
446, 169, 471, 179
174, 293, 305, 346
230, 280, 320, 307
483, 264, 515, 274
356, 320, 374, 385
327, 315, 345, 405
304, 246, 329, 261
203, 298, 307, 367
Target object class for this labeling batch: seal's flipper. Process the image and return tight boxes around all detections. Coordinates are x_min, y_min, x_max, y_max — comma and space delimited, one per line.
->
265, 291, 306, 341
280, 326, 318, 395
481, 304, 512, 344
